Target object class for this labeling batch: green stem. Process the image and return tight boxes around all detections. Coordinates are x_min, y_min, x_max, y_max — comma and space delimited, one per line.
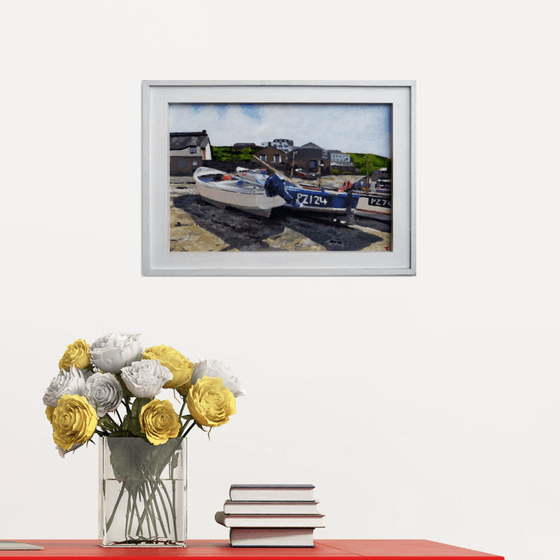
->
125, 487, 132, 542
172, 480, 177, 541
149, 481, 169, 538
122, 398, 132, 415
111, 409, 122, 427
138, 485, 153, 540
178, 397, 187, 419
181, 420, 197, 438
145, 483, 161, 539
138, 483, 158, 537
105, 480, 126, 532
131, 490, 145, 539
157, 476, 177, 540
104, 439, 184, 544
156, 480, 172, 534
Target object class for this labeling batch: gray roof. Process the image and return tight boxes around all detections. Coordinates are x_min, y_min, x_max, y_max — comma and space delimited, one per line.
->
300, 142, 323, 150
293, 145, 327, 159
170, 131, 210, 151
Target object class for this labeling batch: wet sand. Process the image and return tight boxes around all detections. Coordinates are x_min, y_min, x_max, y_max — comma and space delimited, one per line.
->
169, 178, 392, 253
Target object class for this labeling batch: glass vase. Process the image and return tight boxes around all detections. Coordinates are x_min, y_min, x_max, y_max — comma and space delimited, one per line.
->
99, 437, 187, 547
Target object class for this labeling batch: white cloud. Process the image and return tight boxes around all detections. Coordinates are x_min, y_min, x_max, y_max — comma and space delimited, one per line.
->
170, 103, 391, 157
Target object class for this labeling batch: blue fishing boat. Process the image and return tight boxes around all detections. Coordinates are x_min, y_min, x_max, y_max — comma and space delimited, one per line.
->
238, 168, 360, 215
284, 181, 360, 214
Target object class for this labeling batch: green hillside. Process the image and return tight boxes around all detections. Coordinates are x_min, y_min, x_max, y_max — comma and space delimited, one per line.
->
212, 146, 261, 162
348, 153, 391, 175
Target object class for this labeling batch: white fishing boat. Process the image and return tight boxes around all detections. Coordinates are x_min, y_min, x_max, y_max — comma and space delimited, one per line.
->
353, 192, 392, 222
193, 167, 285, 217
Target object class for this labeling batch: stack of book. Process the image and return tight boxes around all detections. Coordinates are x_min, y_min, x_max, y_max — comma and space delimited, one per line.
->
215, 484, 324, 547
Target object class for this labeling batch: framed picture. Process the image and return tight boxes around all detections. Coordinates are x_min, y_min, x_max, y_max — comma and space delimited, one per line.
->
142, 81, 415, 276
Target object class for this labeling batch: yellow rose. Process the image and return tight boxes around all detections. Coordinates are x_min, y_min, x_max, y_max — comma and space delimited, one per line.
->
142, 345, 194, 390
59, 339, 90, 371
45, 406, 55, 423
139, 399, 181, 445
187, 376, 236, 428
51, 394, 97, 451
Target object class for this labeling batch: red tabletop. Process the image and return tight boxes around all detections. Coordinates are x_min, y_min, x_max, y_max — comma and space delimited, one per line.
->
0, 540, 503, 560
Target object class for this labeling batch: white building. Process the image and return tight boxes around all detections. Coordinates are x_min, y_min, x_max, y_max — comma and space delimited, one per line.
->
265, 138, 294, 152
329, 150, 352, 165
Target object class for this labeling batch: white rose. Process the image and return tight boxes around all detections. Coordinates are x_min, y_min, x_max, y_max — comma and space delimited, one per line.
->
43, 366, 91, 407
84, 372, 123, 417
89, 332, 143, 373
121, 360, 173, 398
191, 358, 246, 397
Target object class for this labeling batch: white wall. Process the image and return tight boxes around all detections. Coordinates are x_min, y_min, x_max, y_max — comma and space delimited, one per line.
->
1, 2, 558, 560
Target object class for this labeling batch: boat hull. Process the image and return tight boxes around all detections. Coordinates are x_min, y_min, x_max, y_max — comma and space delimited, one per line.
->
194, 167, 285, 217
354, 193, 392, 222
230, 169, 356, 214
286, 187, 359, 214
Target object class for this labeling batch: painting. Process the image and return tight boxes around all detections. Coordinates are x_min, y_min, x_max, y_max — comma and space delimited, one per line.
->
169, 103, 392, 253
142, 82, 415, 276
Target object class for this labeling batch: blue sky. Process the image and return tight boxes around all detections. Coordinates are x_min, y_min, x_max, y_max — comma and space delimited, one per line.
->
169, 103, 392, 158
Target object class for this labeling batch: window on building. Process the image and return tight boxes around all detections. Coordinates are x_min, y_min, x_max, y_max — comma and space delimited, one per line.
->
190, 147, 197, 154
260, 155, 266, 161
274, 155, 281, 163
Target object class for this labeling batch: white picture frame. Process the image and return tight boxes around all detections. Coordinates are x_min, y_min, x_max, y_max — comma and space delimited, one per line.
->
142, 80, 416, 276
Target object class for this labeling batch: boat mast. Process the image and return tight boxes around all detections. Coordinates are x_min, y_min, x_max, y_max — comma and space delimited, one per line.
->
252, 155, 292, 184
290, 152, 294, 179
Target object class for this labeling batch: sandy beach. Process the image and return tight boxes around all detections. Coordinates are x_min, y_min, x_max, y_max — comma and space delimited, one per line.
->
169, 177, 392, 253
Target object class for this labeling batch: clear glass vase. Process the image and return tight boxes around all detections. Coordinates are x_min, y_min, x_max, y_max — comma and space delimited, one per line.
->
99, 437, 187, 547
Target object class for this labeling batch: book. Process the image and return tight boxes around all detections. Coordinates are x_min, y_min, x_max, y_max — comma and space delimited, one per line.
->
229, 484, 315, 502
0, 542, 44, 551
229, 528, 315, 547
215, 510, 325, 528
223, 499, 319, 514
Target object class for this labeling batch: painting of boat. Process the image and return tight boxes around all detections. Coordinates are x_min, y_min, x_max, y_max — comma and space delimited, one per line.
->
241, 164, 360, 216
374, 178, 391, 193
193, 167, 286, 217
285, 183, 360, 214
235, 164, 391, 223
354, 192, 392, 222
169, 101, 394, 254
349, 174, 392, 222
295, 168, 319, 180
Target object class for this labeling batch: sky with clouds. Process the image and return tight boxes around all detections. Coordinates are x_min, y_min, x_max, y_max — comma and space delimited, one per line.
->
169, 103, 392, 158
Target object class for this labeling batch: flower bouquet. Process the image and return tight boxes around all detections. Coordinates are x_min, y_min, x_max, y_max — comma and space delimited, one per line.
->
43, 332, 245, 547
